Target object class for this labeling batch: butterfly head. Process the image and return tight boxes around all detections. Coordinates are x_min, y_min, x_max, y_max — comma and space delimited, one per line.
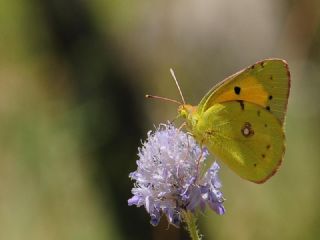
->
178, 104, 195, 118
178, 105, 198, 129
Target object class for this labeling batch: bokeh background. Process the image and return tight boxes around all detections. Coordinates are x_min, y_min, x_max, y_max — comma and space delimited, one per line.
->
1, 0, 320, 239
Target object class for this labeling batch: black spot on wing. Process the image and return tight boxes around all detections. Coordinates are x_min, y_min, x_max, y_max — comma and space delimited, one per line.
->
234, 86, 241, 95
241, 122, 254, 137
237, 100, 244, 110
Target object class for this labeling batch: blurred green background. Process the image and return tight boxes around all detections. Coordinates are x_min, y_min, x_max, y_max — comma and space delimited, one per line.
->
1, 0, 319, 239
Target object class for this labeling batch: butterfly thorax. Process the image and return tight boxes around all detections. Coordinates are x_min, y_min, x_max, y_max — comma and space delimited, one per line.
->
178, 104, 199, 131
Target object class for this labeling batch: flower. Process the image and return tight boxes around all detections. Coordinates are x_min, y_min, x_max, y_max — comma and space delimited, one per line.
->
128, 124, 225, 227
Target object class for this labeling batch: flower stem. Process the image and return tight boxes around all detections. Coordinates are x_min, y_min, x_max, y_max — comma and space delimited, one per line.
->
182, 210, 201, 240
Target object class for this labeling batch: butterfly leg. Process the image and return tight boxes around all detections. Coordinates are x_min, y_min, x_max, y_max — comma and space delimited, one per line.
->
169, 113, 183, 125
178, 122, 187, 131
178, 122, 195, 139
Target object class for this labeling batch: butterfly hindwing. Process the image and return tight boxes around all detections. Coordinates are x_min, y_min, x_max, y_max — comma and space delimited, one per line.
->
194, 101, 284, 183
197, 59, 290, 124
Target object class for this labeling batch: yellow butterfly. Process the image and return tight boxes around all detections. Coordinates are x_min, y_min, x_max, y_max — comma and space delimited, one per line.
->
147, 59, 290, 183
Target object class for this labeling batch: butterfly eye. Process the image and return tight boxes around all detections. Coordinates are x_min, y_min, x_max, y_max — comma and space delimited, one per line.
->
178, 107, 187, 119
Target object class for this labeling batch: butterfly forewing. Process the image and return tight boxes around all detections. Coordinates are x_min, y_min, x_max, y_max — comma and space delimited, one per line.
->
197, 59, 290, 124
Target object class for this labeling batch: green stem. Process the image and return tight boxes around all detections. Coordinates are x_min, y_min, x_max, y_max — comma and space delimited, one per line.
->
182, 210, 201, 240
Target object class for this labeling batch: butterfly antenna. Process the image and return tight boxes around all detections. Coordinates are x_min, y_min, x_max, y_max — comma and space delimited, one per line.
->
170, 68, 186, 105
145, 94, 182, 105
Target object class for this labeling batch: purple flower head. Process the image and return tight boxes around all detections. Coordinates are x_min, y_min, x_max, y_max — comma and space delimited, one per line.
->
128, 124, 225, 227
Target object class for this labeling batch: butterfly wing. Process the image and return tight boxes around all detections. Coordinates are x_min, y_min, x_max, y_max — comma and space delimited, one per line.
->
197, 59, 290, 124
195, 101, 284, 183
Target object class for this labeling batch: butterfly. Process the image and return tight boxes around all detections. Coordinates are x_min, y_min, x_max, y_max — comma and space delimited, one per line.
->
147, 59, 290, 183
